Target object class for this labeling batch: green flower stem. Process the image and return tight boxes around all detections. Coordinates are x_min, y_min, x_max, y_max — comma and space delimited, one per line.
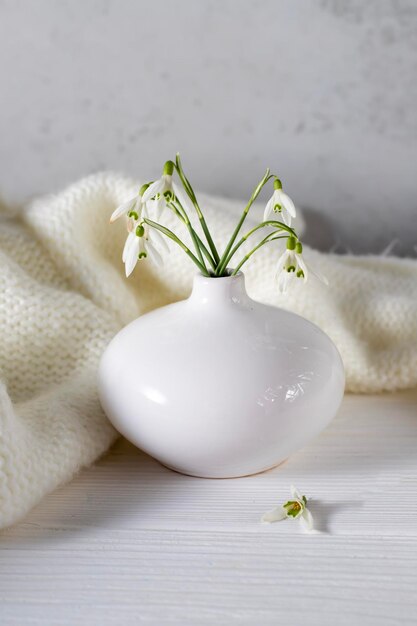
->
193, 233, 217, 272
168, 200, 216, 272
175, 153, 220, 264
216, 219, 295, 277
168, 200, 207, 271
143, 217, 210, 276
215, 169, 272, 276
231, 234, 289, 275
187, 227, 207, 270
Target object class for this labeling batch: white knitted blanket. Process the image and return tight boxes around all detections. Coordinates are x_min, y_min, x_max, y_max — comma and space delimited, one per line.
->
1, 172, 417, 529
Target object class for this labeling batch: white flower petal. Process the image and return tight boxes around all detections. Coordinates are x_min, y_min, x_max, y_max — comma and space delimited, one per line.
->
146, 241, 164, 268
124, 236, 140, 277
141, 203, 150, 220
277, 269, 292, 293
149, 227, 170, 254
110, 197, 136, 222
162, 173, 173, 189
276, 249, 290, 272
142, 178, 165, 202
122, 232, 134, 263
290, 485, 303, 501
172, 182, 194, 212
263, 196, 274, 221
133, 196, 144, 217
280, 192, 296, 218
282, 270, 296, 293
295, 254, 309, 281
299, 507, 315, 532
277, 271, 286, 292
261, 506, 287, 523
127, 217, 136, 233
280, 209, 292, 227
154, 196, 167, 220
138, 236, 146, 256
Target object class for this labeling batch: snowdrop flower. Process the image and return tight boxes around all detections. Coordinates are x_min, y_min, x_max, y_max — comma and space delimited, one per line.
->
264, 178, 296, 226
110, 183, 150, 224
122, 207, 169, 277
142, 160, 179, 218
276, 237, 327, 293
276, 236, 307, 293
261, 485, 315, 532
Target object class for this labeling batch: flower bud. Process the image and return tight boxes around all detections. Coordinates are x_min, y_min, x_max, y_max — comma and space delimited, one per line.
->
163, 160, 175, 176
286, 236, 296, 250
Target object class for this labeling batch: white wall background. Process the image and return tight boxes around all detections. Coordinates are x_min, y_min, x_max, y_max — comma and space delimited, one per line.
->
0, 0, 416, 253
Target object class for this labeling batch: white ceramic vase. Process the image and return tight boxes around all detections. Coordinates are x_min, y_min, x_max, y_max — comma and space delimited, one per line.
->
98, 272, 345, 478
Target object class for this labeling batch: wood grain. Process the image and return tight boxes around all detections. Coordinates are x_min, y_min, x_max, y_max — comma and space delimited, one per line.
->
1, 389, 417, 625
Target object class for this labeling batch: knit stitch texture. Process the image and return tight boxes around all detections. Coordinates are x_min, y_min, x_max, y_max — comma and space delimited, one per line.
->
1, 172, 417, 529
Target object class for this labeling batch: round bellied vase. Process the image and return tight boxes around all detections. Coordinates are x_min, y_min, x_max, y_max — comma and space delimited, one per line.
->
98, 272, 345, 478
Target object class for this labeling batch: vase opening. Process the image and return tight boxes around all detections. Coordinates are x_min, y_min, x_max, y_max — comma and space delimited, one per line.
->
207, 268, 239, 278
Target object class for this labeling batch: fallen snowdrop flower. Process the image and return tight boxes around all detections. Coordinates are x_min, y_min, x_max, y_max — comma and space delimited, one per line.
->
261, 485, 318, 533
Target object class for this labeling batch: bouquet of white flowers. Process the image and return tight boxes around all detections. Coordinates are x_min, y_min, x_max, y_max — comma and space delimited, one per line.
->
111, 153, 325, 292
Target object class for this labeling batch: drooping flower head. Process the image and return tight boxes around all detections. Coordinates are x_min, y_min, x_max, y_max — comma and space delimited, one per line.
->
261, 485, 316, 532
110, 183, 150, 225
276, 236, 307, 292
141, 160, 177, 218
276, 237, 328, 293
122, 205, 169, 277
264, 178, 296, 226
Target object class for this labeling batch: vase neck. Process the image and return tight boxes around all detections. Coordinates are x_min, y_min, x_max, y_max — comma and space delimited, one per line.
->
188, 272, 249, 307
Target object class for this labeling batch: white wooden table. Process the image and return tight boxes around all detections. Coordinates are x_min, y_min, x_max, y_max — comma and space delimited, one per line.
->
1, 390, 417, 625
